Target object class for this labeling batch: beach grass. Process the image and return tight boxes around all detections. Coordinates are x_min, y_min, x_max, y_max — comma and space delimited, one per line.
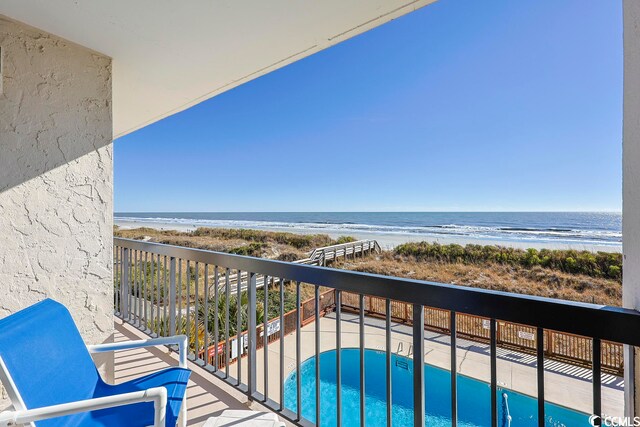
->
114, 226, 352, 260
114, 226, 622, 306
336, 251, 621, 306
394, 242, 622, 281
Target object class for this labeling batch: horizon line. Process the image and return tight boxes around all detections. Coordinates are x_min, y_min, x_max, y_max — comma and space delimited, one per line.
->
114, 210, 622, 214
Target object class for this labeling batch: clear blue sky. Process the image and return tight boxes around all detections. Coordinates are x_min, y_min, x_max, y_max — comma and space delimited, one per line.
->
115, 0, 622, 213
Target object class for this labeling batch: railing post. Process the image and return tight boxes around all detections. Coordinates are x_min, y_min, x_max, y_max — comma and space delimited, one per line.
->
169, 257, 176, 337
247, 272, 257, 399
413, 304, 425, 427
122, 248, 130, 319
593, 338, 602, 422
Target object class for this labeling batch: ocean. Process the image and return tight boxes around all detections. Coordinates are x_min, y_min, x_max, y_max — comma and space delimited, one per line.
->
114, 212, 622, 252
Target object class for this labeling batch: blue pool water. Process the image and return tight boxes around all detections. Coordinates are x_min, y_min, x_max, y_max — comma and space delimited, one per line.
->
284, 349, 590, 427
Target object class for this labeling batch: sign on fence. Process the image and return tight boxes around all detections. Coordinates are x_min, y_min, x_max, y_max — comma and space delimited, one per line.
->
230, 334, 248, 359
208, 343, 225, 359
267, 318, 280, 336
518, 331, 535, 341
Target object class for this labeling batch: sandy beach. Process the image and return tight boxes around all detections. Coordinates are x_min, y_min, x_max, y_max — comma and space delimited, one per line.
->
114, 218, 622, 253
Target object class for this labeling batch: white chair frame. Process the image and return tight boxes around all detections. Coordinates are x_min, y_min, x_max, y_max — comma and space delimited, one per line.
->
0, 335, 188, 427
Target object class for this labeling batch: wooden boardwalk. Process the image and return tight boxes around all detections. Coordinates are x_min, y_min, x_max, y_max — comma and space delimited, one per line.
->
222, 239, 380, 292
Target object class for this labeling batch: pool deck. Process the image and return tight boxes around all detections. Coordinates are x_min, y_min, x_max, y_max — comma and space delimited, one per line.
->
239, 311, 624, 418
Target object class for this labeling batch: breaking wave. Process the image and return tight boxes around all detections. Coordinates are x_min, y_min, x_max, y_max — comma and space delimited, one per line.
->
114, 214, 622, 247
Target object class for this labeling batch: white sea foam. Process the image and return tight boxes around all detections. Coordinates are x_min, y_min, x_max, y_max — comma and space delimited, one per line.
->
114, 215, 622, 247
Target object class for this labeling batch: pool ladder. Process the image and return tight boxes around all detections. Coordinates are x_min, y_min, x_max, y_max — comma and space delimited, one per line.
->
395, 359, 409, 370
396, 342, 413, 357
501, 392, 512, 427
394, 343, 411, 370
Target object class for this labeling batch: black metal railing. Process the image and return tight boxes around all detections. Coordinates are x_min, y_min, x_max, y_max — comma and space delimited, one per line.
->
114, 237, 640, 427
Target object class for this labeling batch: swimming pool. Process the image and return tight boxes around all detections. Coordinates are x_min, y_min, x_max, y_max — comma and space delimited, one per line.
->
284, 349, 590, 426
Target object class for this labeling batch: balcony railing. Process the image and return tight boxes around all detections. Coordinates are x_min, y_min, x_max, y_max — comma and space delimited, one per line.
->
113, 237, 640, 427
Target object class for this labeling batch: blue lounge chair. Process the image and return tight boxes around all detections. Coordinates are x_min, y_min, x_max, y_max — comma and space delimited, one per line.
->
0, 299, 190, 427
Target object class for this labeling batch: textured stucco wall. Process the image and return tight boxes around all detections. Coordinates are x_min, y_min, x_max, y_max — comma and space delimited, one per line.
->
0, 16, 113, 405
624, 0, 640, 417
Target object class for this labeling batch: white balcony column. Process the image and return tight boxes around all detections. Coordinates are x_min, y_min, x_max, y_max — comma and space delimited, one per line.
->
624, 0, 640, 417
0, 15, 113, 406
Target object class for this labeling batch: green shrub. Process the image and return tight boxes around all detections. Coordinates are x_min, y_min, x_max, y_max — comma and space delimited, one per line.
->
190, 227, 339, 249
524, 248, 541, 267
608, 265, 622, 280
335, 236, 357, 244
565, 257, 578, 273
229, 242, 265, 256
394, 242, 621, 282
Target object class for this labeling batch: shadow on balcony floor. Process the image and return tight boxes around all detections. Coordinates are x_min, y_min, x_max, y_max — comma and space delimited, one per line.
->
113, 318, 290, 427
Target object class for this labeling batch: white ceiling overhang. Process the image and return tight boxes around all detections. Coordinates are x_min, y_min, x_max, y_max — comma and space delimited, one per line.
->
1, 0, 437, 138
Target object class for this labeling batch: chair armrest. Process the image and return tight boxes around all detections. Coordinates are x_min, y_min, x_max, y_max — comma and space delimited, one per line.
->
0, 387, 167, 427
88, 335, 188, 368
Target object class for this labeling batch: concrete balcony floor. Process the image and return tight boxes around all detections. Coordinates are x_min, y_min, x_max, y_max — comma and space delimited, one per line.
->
114, 318, 291, 426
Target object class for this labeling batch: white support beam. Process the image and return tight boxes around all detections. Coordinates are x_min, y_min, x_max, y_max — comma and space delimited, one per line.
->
623, 0, 640, 417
